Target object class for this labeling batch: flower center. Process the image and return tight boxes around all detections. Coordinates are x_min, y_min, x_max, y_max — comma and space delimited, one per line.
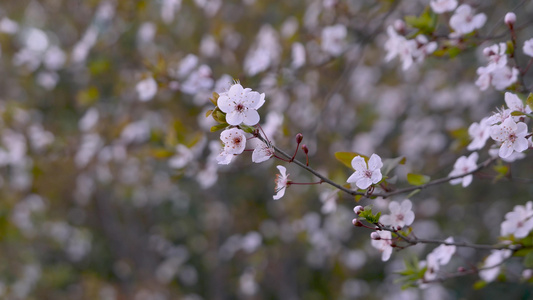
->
233, 137, 242, 145
508, 133, 516, 143
364, 170, 372, 178
236, 103, 245, 112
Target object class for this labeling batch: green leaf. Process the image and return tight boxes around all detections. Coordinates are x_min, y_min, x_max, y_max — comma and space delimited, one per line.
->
407, 173, 430, 186
527, 93, 533, 112
240, 125, 256, 134
511, 111, 525, 116
205, 109, 213, 117
210, 92, 219, 105
382, 156, 406, 176
404, 8, 437, 34
210, 123, 228, 132
334, 152, 369, 169
473, 280, 487, 290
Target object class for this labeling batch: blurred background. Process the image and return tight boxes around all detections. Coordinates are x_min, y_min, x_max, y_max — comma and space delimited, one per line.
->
0, 0, 533, 299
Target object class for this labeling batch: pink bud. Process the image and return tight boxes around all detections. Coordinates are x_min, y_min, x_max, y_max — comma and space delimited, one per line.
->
301, 144, 309, 154
504, 12, 516, 27
353, 205, 364, 215
393, 20, 406, 34
457, 267, 466, 272
352, 218, 363, 227
296, 133, 303, 144
370, 232, 380, 240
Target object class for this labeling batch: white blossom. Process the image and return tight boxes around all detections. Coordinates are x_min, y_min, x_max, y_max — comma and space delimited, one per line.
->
252, 142, 274, 163
490, 118, 528, 158
370, 231, 393, 261
347, 154, 383, 190
430, 0, 457, 14
467, 117, 491, 151
216, 128, 247, 165
218, 83, 265, 126
379, 199, 415, 229
523, 38, 533, 57
136, 77, 158, 102
321, 24, 347, 56
479, 250, 512, 282
273, 165, 289, 200
449, 152, 478, 187
449, 4, 486, 35
500, 201, 533, 238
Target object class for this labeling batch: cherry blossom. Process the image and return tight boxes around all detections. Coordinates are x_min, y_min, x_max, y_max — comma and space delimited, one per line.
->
423, 237, 456, 281
218, 83, 265, 126
467, 117, 491, 151
384, 26, 417, 70
479, 249, 512, 282
449, 152, 478, 187
483, 43, 507, 69
347, 154, 383, 190
216, 128, 247, 165
429, 0, 457, 14
252, 142, 274, 163
490, 118, 528, 158
449, 4, 486, 35
136, 77, 158, 101
523, 38, 533, 57
492, 66, 519, 91
379, 199, 415, 229
505, 92, 532, 119
500, 201, 533, 238
370, 230, 393, 261
273, 165, 289, 200
321, 24, 347, 56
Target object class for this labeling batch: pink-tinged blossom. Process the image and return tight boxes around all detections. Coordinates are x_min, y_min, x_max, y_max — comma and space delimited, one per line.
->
218, 83, 265, 126
347, 154, 383, 190
423, 237, 456, 281
492, 66, 519, 91
370, 230, 393, 261
291, 42, 306, 69
483, 43, 508, 69
216, 128, 247, 165
136, 77, 158, 101
252, 142, 274, 163
273, 165, 289, 200
413, 35, 437, 62
384, 26, 417, 70
486, 108, 511, 125
504, 12, 516, 26
321, 24, 347, 56
523, 38, 533, 57
505, 92, 532, 118
479, 250, 512, 282
429, 0, 457, 14
449, 152, 478, 187
449, 4, 486, 35
379, 199, 415, 229
475, 66, 492, 91
490, 118, 528, 158
500, 201, 533, 238
467, 117, 491, 151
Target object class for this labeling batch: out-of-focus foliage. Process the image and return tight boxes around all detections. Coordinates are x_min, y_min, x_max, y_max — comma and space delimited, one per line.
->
0, 0, 532, 299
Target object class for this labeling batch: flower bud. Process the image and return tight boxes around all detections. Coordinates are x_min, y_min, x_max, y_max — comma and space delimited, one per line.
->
352, 218, 363, 227
301, 144, 309, 154
296, 133, 303, 144
504, 12, 516, 27
457, 267, 465, 272
370, 232, 380, 240
393, 19, 406, 34
353, 205, 364, 215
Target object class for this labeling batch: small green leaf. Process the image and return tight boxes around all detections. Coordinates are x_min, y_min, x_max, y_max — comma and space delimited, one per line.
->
334, 152, 369, 169
404, 8, 437, 34
210, 123, 228, 132
205, 109, 213, 117
473, 280, 487, 290
210, 92, 219, 105
407, 173, 430, 186
511, 111, 525, 116
240, 125, 255, 134
506, 40, 514, 55
527, 93, 533, 111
